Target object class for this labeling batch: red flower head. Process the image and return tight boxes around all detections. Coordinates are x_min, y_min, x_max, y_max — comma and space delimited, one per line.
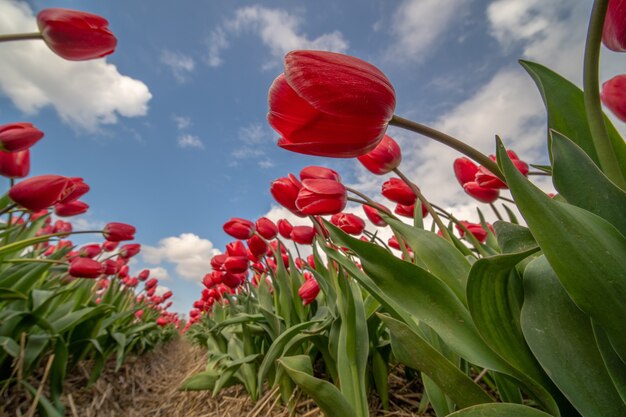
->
462, 182, 500, 203
456, 221, 492, 243
298, 278, 320, 305
211, 253, 228, 271
330, 212, 366, 235
222, 272, 245, 289
145, 278, 158, 291
68, 258, 103, 279
255, 217, 278, 239
119, 243, 141, 259
300, 166, 342, 182
9, 175, 76, 211
0, 123, 44, 152
277, 219, 293, 239
37, 8, 117, 61
291, 225, 316, 245
270, 174, 305, 216
296, 179, 347, 215
224, 256, 249, 274
0, 149, 30, 178
226, 240, 248, 257
475, 152, 527, 189
223, 217, 255, 239
156, 316, 168, 327
102, 222, 135, 242
78, 244, 101, 259
138, 269, 150, 281
247, 235, 269, 258
603, 0, 626, 52
54, 200, 89, 217
102, 240, 118, 252
394, 202, 428, 218
268, 50, 396, 157
381, 178, 416, 205
601, 74, 626, 122
357, 134, 402, 175
362, 204, 390, 227
453, 157, 479, 186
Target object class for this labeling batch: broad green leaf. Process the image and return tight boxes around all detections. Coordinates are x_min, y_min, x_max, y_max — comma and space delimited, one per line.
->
50, 341, 69, 408
493, 222, 537, 254
380, 315, 493, 408
20, 381, 65, 417
520, 60, 626, 174
371, 348, 389, 410
498, 140, 626, 361
278, 355, 356, 417
592, 322, 626, 403
0, 336, 19, 357
423, 374, 453, 416
551, 130, 626, 236
521, 256, 626, 417
180, 370, 220, 391
446, 403, 553, 417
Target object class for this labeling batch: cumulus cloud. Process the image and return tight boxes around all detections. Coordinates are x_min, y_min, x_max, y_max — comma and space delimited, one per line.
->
386, 0, 469, 63
0, 1, 152, 131
177, 134, 204, 149
230, 122, 275, 167
160, 50, 195, 83
142, 233, 220, 282
147, 267, 171, 281
206, 5, 348, 68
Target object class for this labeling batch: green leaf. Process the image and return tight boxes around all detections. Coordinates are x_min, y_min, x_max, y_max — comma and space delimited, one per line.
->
551, 130, 626, 236
0, 336, 20, 357
380, 315, 493, 408
498, 139, 626, 362
278, 355, 356, 417
520, 60, 626, 174
180, 370, 220, 391
493, 222, 537, 254
521, 256, 626, 417
592, 322, 626, 404
446, 403, 553, 417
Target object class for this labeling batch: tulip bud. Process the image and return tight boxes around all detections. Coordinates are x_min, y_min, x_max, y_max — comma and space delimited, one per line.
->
463, 182, 500, 203
277, 219, 294, 239
298, 278, 320, 305
0, 123, 44, 152
357, 134, 402, 174
601, 74, 626, 122
291, 225, 316, 245
330, 213, 366, 235
394, 202, 428, 219
296, 179, 347, 215
103, 222, 136, 242
603, 0, 626, 52
54, 200, 89, 217
453, 157, 479, 186
68, 258, 103, 278
255, 217, 278, 239
0, 149, 30, 178
223, 217, 255, 239
300, 166, 342, 182
381, 178, 416, 205
247, 235, 269, 258
270, 174, 305, 216
9, 175, 74, 211
119, 243, 141, 259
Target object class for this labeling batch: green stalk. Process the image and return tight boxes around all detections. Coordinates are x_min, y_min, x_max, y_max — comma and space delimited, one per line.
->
583, 0, 626, 189
0, 33, 43, 42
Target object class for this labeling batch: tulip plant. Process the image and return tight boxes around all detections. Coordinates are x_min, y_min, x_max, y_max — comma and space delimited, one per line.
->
185, 1, 626, 416
0, 8, 177, 417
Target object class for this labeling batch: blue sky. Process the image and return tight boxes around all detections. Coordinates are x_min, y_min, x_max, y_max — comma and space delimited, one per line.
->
1, 0, 625, 314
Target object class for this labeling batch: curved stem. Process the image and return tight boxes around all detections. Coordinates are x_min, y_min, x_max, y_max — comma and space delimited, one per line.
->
392, 168, 452, 241
390, 115, 504, 181
498, 196, 515, 204
489, 203, 503, 221
345, 188, 402, 222
0, 33, 43, 42
583, 0, 626, 190
3, 258, 65, 265
527, 171, 551, 176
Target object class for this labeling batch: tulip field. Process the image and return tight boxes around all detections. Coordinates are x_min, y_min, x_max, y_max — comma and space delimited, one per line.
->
1, 2, 626, 417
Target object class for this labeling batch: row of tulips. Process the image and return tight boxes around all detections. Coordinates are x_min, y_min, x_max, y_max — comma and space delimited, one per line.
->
184, 1, 626, 416
0, 8, 178, 416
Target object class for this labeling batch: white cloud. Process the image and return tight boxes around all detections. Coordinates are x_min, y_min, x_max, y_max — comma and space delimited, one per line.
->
154, 285, 170, 297
239, 123, 266, 144
142, 233, 220, 282
160, 50, 195, 83
173, 115, 192, 130
258, 159, 275, 169
386, 0, 469, 63
207, 6, 348, 68
148, 267, 171, 281
177, 134, 204, 149
0, 0, 152, 131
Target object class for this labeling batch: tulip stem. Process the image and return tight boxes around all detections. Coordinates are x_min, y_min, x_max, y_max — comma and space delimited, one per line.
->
0, 33, 43, 42
0, 203, 17, 217
3, 258, 65, 265
527, 171, 551, 176
345, 189, 402, 222
392, 168, 452, 242
489, 203, 503, 221
390, 115, 505, 181
583, 0, 626, 190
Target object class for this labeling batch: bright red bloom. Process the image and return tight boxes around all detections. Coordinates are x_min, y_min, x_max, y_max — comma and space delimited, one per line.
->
388, 236, 411, 252
255, 217, 278, 239
0, 149, 30, 178
298, 278, 320, 305
163, 290, 173, 300
224, 256, 249, 274
291, 225, 316, 245
8, 175, 75, 211
211, 254, 228, 271
138, 269, 150, 281
0, 123, 44, 152
381, 178, 416, 205
120, 243, 141, 259
59, 177, 90, 204
362, 204, 390, 227
475, 152, 527, 189
222, 272, 245, 288
102, 240, 118, 252
226, 240, 248, 257
247, 235, 269, 258
135, 310, 144, 320
394, 202, 428, 218
603, 0, 626, 52
103, 260, 118, 275
357, 134, 402, 175
54, 200, 89, 217
103, 222, 135, 242
462, 182, 500, 203
601, 74, 626, 122
78, 244, 101, 258
453, 157, 479, 186
330, 213, 366, 235
37, 8, 117, 61
300, 166, 342, 182
268, 50, 396, 158
156, 316, 168, 327
223, 217, 255, 239
455, 221, 492, 243
145, 278, 158, 290
68, 258, 103, 278
277, 219, 294, 239
296, 179, 347, 215
270, 174, 305, 216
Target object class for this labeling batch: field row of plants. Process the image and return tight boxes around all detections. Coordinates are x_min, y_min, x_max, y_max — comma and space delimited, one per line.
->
182, 1, 626, 416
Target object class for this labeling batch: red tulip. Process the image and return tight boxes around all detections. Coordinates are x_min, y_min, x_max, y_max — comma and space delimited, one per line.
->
394, 202, 428, 218
135, 310, 144, 320
211, 254, 228, 271
145, 278, 158, 290
298, 278, 320, 305
119, 243, 141, 259
9, 175, 75, 211
156, 316, 168, 327
357, 134, 402, 174
296, 179, 347, 215
255, 217, 278, 239
268, 50, 396, 157
163, 290, 173, 300
330, 213, 366, 235
603, 0, 626, 52
103, 260, 118, 275
291, 225, 316, 245
102, 240, 118, 252
223, 217, 255, 239
601, 74, 626, 122
475, 152, 527, 189
247, 235, 269, 258
59, 177, 90, 204
388, 236, 411, 252
362, 204, 390, 227
54, 200, 89, 217
102, 222, 135, 242
226, 240, 248, 257
300, 166, 342, 182
277, 219, 294, 239
138, 269, 150, 281
381, 178, 416, 205
224, 256, 249, 274
222, 272, 245, 288
455, 221, 491, 243
0, 123, 44, 152
307, 254, 316, 269
37, 8, 117, 61
462, 182, 500, 203
0, 149, 30, 178
270, 174, 305, 216
78, 244, 101, 258
68, 258, 103, 278
453, 157, 479, 186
